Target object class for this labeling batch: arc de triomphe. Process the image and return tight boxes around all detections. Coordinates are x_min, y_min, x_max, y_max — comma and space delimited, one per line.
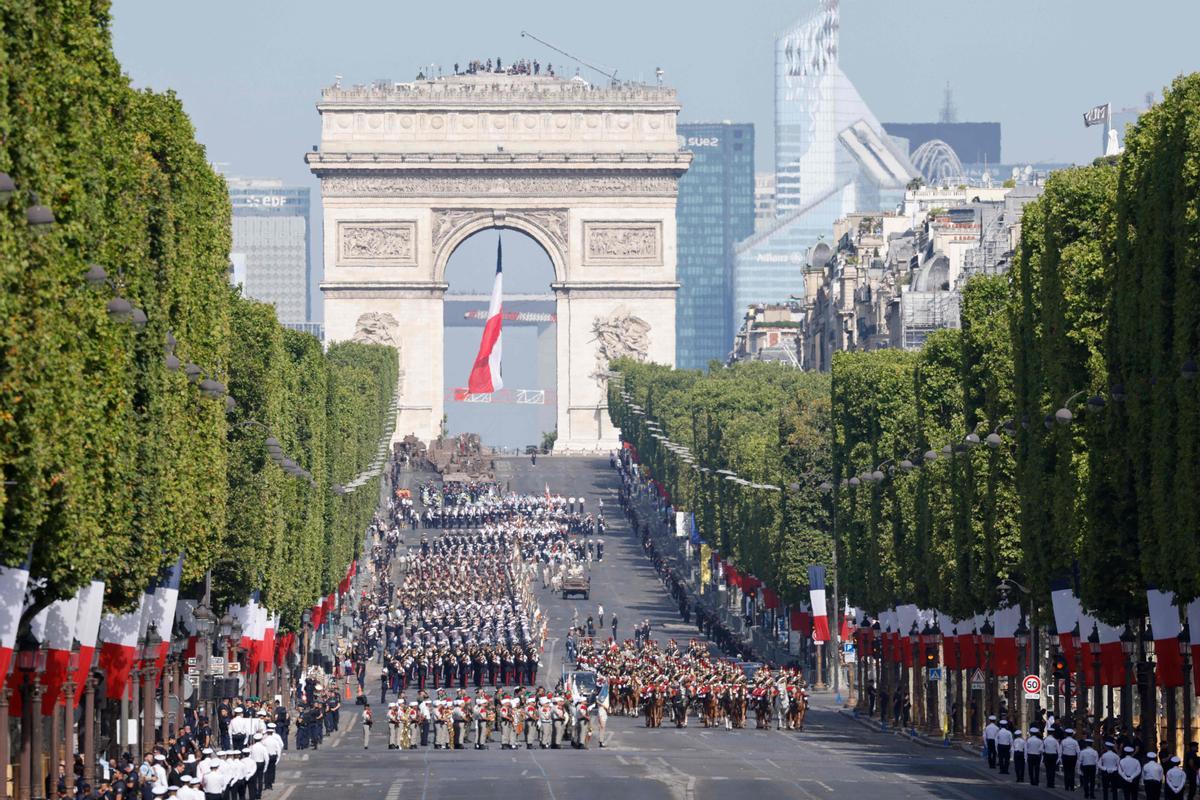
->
308, 73, 691, 451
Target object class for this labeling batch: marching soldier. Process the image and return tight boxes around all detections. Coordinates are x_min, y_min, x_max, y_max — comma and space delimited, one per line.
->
404, 702, 419, 749
1044, 726, 1061, 789
1164, 756, 1186, 800
995, 720, 1013, 774
1100, 741, 1121, 800
387, 702, 403, 749
1026, 727, 1044, 786
1079, 738, 1099, 798
1013, 728, 1026, 782
1119, 746, 1143, 800
523, 700, 539, 750
1142, 752, 1164, 800
1061, 728, 1082, 792
983, 715, 999, 769
452, 701, 468, 749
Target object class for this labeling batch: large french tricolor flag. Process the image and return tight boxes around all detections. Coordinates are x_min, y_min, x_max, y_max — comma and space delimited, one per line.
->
1147, 588, 1183, 688
467, 236, 504, 394
37, 594, 79, 715
1050, 579, 1082, 671
72, 581, 105, 706
148, 556, 183, 672
808, 566, 829, 643
98, 591, 149, 701
0, 560, 31, 680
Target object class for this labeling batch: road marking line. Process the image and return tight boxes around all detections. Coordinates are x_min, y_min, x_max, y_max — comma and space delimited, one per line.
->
765, 758, 780, 769
275, 785, 296, 800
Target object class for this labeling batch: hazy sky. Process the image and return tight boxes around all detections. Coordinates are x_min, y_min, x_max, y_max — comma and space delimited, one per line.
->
108, 0, 1197, 447
111, 0, 1197, 177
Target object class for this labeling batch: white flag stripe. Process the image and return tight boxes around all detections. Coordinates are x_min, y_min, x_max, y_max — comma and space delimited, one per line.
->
74, 581, 105, 649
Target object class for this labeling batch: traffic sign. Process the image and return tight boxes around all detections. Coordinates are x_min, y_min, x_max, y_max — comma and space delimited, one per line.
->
927, 667, 943, 682
1023, 674, 1043, 700
969, 668, 986, 690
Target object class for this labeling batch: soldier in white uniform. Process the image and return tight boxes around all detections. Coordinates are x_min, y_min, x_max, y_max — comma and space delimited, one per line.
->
1026, 727, 1044, 786
1164, 756, 1187, 800
200, 759, 224, 800
995, 720, 1014, 774
230, 708, 253, 752
263, 724, 283, 790
1142, 752, 1164, 800
387, 702, 403, 749
1013, 729, 1026, 782
1119, 746, 1143, 800
1061, 728, 1082, 792
1044, 727, 1062, 789
1079, 737, 1100, 798
984, 715, 999, 769
248, 733, 268, 799
1100, 741, 1122, 800
537, 698, 553, 748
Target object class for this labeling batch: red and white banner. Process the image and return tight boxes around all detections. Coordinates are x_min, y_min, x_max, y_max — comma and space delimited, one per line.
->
98, 592, 149, 701
1187, 600, 1200, 696
1050, 581, 1082, 672
0, 562, 30, 680
467, 236, 504, 394
992, 605, 1021, 677
1147, 589, 1183, 687
72, 581, 105, 706
36, 595, 79, 715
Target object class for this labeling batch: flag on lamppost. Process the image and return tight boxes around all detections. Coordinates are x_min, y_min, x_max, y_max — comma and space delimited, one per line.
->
808, 565, 829, 643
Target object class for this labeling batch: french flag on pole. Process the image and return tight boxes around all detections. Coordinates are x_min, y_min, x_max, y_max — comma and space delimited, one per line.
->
98, 591, 149, 701
1050, 579, 1082, 671
0, 559, 31, 681
72, 581, 105, 707
149, 556, 183, 672
1147, 588, 1183, 688
467, 235, 504, 394
807, 565, 830, 643
36, 594, 79, 715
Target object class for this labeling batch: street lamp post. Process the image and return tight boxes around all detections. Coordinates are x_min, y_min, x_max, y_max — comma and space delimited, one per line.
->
0, 682, 9, 800
1071, 623, 1084, 721
192, 600, 216, 721
1089, 624, 1104, 738
908, 622, 920, 732
981, 620, 995, 725
141, 628, 162, 752
1140, 626, 1157, 751
1015, 616, 1030, 734
83, 672, 98, 787
1181, 628, 1193, 755
1120, 623, 1136, 730
301, 610, 312, 679
17, 629, 46, 800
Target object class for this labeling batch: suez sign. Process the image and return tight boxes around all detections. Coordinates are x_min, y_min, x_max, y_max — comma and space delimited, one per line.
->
234, 194, 293, 208
678, 135, 722, 149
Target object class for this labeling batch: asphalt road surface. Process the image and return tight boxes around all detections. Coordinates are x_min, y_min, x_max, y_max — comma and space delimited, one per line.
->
274, 456, 1068, 800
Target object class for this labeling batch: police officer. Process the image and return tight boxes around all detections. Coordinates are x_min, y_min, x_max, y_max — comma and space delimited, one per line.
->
996, 721, 1013, 774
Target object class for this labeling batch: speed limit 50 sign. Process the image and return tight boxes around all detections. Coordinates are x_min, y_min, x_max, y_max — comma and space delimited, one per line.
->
1022, 674, 1043, 699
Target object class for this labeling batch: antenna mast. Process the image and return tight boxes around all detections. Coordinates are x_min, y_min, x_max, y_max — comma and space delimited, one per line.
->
520, 30, 619, 84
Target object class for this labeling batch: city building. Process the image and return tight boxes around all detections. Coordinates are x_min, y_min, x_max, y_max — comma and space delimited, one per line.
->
731, 182, 1043, 368
732, 0, 918, 346
675, 122, 756, 369
729, 303, 803, 366
228, 178, 313, 326
754, 173, 777, 230
882, 122, 1002, 167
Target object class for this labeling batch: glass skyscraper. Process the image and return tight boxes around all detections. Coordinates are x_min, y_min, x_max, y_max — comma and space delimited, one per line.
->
734, 0, 916, 336
675, 122, 756, 369
228, 179, 313, 325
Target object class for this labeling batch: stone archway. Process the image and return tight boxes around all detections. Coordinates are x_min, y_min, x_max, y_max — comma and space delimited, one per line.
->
309, 72, 691, 451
